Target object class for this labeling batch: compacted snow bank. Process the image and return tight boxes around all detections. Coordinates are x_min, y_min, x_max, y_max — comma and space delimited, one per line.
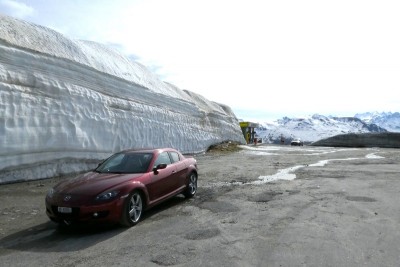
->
0, 15, 245, 183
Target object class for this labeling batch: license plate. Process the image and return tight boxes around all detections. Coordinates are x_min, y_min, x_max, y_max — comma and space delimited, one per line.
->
58, 207, 72, 213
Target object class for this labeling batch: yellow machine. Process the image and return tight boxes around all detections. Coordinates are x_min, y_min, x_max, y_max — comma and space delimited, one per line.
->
240, 122, 259, 144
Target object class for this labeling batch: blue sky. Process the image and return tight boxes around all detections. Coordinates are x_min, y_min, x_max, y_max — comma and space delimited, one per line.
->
1, 0, 400, 122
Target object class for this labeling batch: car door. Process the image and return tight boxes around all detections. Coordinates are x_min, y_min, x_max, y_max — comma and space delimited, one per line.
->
169, 151, 187, 187
147, 152, 177, 201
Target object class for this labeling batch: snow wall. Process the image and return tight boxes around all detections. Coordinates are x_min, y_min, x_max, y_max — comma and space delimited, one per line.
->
0, 15, 245, 184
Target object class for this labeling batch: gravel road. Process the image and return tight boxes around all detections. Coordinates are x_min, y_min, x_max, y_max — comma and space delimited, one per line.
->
1, 145, 400, 266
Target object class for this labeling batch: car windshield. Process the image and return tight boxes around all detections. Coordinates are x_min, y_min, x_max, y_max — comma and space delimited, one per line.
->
95, 153, 153, 174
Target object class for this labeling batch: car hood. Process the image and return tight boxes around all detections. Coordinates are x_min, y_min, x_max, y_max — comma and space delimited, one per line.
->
54, 172, 145, 196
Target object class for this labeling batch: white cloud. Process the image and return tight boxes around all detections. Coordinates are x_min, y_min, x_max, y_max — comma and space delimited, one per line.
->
0, 0, 34, 18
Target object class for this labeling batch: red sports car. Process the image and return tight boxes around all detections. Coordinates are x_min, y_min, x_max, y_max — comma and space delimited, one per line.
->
45, 148, 198, 227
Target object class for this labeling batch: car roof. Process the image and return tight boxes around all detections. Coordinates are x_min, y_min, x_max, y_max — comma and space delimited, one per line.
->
119, 148, 177, 154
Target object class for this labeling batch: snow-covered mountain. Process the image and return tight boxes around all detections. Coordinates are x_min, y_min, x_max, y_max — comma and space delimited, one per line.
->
355, 112, 400, 132
0, 15, 245, 183
256, 114, 387, 144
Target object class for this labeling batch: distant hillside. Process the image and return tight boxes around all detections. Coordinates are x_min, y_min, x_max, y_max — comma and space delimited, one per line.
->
311, 132, 400, 148
256, 114, 387, 144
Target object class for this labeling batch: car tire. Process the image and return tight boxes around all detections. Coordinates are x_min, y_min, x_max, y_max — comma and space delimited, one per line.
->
183, 172, 197, 198
120, 190, 144, 227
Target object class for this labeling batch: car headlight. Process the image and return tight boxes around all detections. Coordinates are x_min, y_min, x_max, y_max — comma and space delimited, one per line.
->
96, 190, 119, 201
47, 188, 55, 198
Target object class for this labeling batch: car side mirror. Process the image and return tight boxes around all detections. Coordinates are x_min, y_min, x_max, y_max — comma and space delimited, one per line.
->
152, 163, 167, 174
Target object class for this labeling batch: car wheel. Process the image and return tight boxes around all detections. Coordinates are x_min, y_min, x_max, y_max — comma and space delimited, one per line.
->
184, 172, 197, 198
120, 190, 143, 227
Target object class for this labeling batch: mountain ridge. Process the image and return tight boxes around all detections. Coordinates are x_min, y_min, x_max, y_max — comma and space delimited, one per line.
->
256, 113, 395, 144
355, 111, 400, 132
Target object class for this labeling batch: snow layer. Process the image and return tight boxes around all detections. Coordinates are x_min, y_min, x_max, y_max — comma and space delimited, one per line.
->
0, 15, 245, 183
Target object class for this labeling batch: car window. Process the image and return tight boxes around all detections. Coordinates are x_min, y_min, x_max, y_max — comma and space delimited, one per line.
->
153, 152, 172, 168
169, 152, 180, 163
122, 153, 153, 173
96, 153, 153, 173
97, 153, 125, 171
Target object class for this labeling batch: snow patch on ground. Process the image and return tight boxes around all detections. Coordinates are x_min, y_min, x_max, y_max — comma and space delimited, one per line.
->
203, 146, 386, 188
253, 165, 303, 184
365, 153, 385, 159
253, 152, 385, 184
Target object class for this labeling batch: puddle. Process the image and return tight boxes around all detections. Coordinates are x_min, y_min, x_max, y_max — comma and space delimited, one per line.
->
252, 151, 385, 185
346, 196, 377, 202
241, 145, 361, 157
206, 147, 386, 187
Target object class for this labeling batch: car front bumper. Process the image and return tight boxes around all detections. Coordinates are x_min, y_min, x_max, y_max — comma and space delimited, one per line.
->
45, 197, 126, 224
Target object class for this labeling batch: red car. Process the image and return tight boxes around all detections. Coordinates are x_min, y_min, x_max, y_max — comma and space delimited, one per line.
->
45, 148, 198, 227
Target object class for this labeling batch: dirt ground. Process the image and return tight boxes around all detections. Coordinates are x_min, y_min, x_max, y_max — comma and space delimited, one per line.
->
1, 144, 400, 266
